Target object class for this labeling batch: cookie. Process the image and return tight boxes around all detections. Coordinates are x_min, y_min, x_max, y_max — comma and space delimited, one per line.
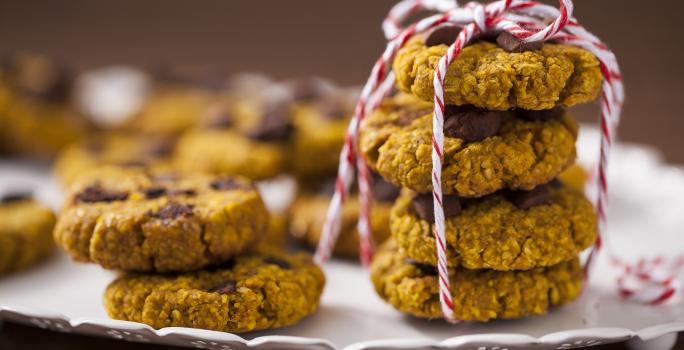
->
104, 249, 325, 333
289, 88, 357, 179
394, 37, 602, 110
391, 181, 596, 270
558, 164, 587, 193
53, 133, 175, 186
360, 92, 578, 197
54, 166, 269, 272
370, 240, 582, 321
0, 193, 56, 274
0, 53, 90, 157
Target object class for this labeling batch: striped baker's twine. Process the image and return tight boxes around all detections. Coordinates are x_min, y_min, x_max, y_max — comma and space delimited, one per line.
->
318, 0, 678, 321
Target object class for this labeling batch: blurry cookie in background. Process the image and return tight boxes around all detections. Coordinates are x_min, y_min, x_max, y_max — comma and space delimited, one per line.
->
0, 191, 56, 275
290, 174, 398, 258
53, 133, 176, 186
0, 53, 91, 158
558, 164, 588, 193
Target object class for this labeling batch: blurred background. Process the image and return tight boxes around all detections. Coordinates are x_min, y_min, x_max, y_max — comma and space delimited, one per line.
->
0, 0, 682, 162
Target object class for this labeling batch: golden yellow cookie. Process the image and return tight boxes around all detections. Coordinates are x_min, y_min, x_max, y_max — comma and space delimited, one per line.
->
370, 240, 582, 321
54, 166, 269, 272
53, 133, 175, 186
391, 183, 596, 270
0, 194, 56, 274
104, 249, 325, 332
394, 38, 602, 110
360, 93, 578, 197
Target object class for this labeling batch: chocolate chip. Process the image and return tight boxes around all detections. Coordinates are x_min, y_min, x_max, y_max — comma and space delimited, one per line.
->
247, 103, 293, 141
1, 191, 32, 203
150, 202, 194, 220
411, 193, 461, 223
263, 256, 291, 269
372, 175, 400, 203
443, 105, 502, 142
75, 185, 129, 203
548, 178, 564, 188
505, 184, 552, 209
404, 258, 437, 275
144, 187, 167, 199
425, 25, 462, 47
169, 188, 197, 197
394, 108, 432, 126
496, 31, 543, 53
208, 280, 237, 294
210, 178, 246, 191
516, 106, 565, 121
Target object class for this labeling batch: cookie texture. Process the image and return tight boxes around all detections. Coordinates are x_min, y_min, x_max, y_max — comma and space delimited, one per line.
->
394, 39, 602, 110
370, 240, 582, 321
360, 93, 578, 196
0, 197, 56, 274
54, 166, 269, 272
290, 193, 392, 257
391, 184, 596, 270
104, 249, 325, 332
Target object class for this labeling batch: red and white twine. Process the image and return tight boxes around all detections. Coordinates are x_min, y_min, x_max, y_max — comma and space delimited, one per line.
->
315, 0, 680, 321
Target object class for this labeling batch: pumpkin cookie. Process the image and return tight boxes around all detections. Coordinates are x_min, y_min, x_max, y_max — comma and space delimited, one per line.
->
0, 53, 90, 157
360, 92, 578, 197
104, 249, 325, 332
370, 240, 582, 321
0, 193, 56, 274
53, 133, 175, 186
394, 34, 602, 110
391, 181, 596, 270
54, 166, 268, 272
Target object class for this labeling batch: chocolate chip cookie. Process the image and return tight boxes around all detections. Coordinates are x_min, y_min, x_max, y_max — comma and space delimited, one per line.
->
53, 133, 175, 186
391, 181, 596, 270
104, 249, 325, 332
0, 53, 90, 158
394, 34, 602, 110
54, 166, 269, 272
370, 240, 582, 321
360, 92, 578, 197
0, 192, 56, 274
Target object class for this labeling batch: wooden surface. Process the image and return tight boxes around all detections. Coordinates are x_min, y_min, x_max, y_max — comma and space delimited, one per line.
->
0, 0, 683, 163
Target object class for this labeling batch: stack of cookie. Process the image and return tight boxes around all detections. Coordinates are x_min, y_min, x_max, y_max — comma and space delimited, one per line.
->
360, 27, 603, 321
54, 166, 325, 332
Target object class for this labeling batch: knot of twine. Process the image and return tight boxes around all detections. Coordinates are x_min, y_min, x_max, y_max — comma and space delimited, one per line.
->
317, 0, 679, 322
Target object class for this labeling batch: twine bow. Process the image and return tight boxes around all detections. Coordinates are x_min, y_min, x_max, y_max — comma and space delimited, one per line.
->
316, 0, 679, 322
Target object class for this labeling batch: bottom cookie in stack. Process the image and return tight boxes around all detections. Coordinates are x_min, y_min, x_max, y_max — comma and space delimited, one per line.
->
370, 240, 582, 321
104, 248, 325, 333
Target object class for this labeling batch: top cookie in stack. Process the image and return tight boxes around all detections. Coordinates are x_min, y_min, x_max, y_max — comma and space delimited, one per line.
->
364, 26, 601, 321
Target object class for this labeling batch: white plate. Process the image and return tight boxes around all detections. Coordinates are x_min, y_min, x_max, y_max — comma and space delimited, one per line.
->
1, 126, 683, 350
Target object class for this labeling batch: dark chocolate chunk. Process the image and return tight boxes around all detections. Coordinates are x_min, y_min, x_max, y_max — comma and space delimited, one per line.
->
505, 184, 552, 209
247, 103, 293, 141
169, 188, 197, 197
425, 25, 462, 47
150, 202, 194, 220
404, 258, 437, 275
411, 193, 461, 223
1, 191, 32, 203
372, 175, 400, 203
75, 185, 129, 203
516, 106, 565, 121
144, 187, 167, 199
263, 256, 292, 269
210, 178, 246, 191
496, 31, 543, 53
208, 280, 237, 294
548, 178, 564, 188
443, 105, 502, 142
394, 108, 432, 126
